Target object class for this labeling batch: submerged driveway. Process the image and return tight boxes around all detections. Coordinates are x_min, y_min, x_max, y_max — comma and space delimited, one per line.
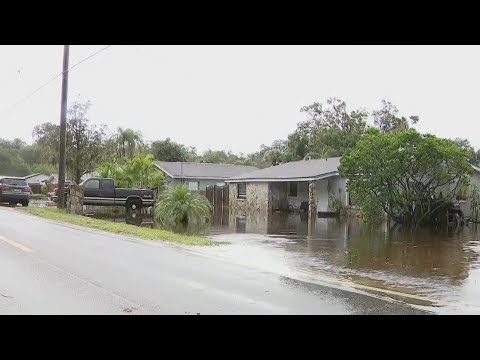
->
0, 206, 427, 314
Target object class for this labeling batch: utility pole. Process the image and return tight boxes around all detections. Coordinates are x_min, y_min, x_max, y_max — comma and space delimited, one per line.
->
57, 45, 70, 209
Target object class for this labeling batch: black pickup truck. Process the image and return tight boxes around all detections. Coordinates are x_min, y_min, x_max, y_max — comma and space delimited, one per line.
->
79, 178, 155, 210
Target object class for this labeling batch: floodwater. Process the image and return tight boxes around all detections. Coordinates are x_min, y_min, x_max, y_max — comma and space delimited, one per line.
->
90, 210, 155, 228
69, 204, 480, 314
201, 212, 480, 314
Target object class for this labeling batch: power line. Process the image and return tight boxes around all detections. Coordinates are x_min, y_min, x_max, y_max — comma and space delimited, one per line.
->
69, 45, 112, 72
0, 45, 113, 117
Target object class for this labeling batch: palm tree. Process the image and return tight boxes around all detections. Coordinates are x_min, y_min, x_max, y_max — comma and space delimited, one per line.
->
114, 127, 143, 159
123, 153, 163, 189
154, 185, 212, 229
97, 153, 163, 189
97, 162, 119, 178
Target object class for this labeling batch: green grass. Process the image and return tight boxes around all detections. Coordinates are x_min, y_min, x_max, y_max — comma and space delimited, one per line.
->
19, 207, 224, 246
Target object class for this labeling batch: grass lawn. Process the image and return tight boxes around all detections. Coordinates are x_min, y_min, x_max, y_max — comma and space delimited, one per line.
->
19, 207, 224, 246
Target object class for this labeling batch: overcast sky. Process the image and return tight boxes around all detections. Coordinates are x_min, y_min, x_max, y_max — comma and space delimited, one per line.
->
1, 45, 479, 154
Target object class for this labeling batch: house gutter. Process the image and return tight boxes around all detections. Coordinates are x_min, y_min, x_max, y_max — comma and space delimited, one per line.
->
225, 171, 340, 183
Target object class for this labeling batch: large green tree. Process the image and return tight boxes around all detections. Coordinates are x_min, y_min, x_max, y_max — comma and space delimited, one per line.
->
0, 147, 31, 176
19, 144, 42, 167
294, 98, 369, 158
200, 150, 230, 163
33, 123, 61, 166
454, 138, 479, 165
372, 100, 419, 133
150, 138, 193, 162
340, 129, 473, 227
33, 101, 107, 184
31, 163, 57, 175
0, 138, 32, 176
66, 102, 107, 183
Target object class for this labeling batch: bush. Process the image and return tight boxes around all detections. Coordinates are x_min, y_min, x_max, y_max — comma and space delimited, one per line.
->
154, 185, 212, 231
41, 183, 48, 195
328, 193, 345, 215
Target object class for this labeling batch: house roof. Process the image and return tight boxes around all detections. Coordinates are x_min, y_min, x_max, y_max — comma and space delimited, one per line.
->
80, 171, 99, 180
226, 157, 342, 183
23, 173, 50, 182
46, 174, 73, 183
23, 173, 42, 180
155, 161, 258, 180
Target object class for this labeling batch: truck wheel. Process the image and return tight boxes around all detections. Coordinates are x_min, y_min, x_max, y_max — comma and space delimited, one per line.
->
126, 199, 142, 211
22, 201, 29, 207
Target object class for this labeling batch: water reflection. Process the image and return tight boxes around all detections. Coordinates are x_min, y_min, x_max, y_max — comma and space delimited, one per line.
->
92, 209, 213, 235
208, 211, 480, 313
92, 209, 154, 228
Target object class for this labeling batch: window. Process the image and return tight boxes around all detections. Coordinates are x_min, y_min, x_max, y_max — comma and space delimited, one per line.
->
288, 182, 298, 197
188, 181, 199, 191
100, 179, 113, 190
237, 183, 246, 199
85, 179, 100, 189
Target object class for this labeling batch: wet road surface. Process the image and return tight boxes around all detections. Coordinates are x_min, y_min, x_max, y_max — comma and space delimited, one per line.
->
0, 207, 428, 314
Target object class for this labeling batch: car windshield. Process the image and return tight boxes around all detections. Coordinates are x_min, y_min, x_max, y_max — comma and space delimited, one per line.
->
2, 178, 27, 186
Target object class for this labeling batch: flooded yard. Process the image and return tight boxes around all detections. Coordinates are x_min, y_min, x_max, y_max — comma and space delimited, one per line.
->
203, 213, 480, 314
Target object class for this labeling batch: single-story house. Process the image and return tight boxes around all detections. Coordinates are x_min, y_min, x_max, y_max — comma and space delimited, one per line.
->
154, 161, 258, 192
225, 157, 349, 216
226, 158, 480, 220
80, 171, 99, 182
23, 173, 51, 193
457, 164, 480, 218
44, 174, 74, 193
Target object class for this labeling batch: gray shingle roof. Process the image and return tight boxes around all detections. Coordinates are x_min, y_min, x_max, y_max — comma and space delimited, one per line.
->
155, 161, 259, 180
23, 173, 42, 180
226, 157, 341, 182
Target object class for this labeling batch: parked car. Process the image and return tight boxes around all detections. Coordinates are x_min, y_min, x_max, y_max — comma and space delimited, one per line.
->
80, 178, 155, 210
0, 176, 30, 206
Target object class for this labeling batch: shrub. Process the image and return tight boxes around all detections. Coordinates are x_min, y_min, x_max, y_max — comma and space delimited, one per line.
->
41, 183, 48, 195
154, 185, 211, 231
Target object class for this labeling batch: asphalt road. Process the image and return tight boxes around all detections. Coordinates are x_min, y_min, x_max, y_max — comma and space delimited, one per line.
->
0, 206, 429, 315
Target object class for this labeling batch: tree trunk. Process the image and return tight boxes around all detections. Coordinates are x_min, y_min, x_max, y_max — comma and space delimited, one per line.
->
75, 168, 81, 185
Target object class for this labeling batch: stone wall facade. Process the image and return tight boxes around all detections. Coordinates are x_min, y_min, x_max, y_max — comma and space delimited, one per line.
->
67, 185, 84, 215
229, 182, 270, 214
229, 182, 292, 214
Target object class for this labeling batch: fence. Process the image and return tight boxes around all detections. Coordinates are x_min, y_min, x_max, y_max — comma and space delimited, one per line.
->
205, 185, 229, 224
